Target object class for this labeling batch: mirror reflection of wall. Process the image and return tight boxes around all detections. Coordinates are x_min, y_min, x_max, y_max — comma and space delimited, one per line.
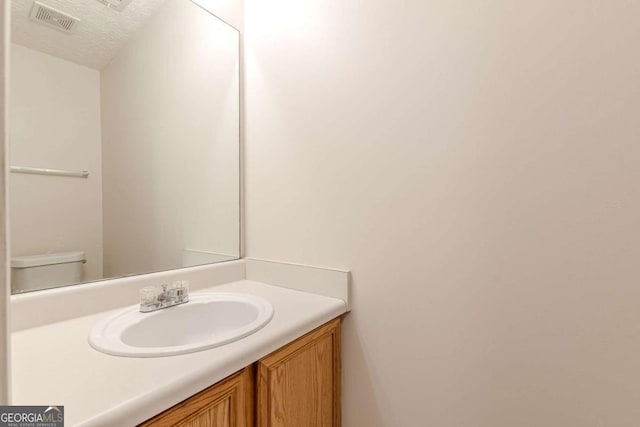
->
9, 0, 240, 294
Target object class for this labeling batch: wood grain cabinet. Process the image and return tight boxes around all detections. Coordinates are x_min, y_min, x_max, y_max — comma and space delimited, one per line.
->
140, 367, 254, 427
257, 318, 341, 427
139, 318, 341, 427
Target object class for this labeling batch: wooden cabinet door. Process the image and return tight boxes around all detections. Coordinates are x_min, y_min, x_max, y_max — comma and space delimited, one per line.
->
139, 366, 254, 427
257, 318, 341, 427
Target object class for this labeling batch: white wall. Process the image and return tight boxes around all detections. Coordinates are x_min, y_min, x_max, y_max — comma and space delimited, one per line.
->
9, 43, 103, 284
245, 1, 640, 426
101, 0, 240, 278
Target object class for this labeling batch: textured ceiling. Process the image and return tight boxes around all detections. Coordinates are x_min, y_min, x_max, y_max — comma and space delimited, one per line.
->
11, 0, 168, 70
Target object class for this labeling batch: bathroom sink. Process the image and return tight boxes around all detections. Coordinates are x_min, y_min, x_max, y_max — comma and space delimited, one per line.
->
89, 292, 274, 357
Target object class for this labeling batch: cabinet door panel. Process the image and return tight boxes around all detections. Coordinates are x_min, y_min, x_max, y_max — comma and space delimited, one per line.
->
258, 318, 341, 427
139, 366, 253, 427
177, 395, 231, 427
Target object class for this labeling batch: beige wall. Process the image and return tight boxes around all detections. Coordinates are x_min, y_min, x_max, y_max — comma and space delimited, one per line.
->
101, 0, 240, 277
192, 0, 243, 31
0, 0, 9, 404
244, 1, 640, 425
9, 43, 103, 282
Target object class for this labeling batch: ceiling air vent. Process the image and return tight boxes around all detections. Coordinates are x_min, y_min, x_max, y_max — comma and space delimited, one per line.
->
29, 1, 79, 33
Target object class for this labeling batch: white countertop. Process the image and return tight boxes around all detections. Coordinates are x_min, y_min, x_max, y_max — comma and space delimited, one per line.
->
11, 280, 347, 427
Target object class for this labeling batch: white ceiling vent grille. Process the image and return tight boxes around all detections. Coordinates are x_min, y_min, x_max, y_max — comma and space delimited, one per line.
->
29, 1, 79, 33
95, 0, 135, 12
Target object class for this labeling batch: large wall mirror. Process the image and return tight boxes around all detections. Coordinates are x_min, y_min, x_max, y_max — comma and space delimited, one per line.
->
9, 0, 240, 293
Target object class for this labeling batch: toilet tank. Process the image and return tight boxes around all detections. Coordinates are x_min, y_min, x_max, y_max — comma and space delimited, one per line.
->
11, 251, 86, 293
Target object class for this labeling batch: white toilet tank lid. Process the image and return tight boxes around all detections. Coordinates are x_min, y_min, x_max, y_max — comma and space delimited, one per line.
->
11, 251, 86, 268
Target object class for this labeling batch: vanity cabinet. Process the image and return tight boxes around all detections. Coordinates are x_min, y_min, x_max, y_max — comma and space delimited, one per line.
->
257, 318, 341, 427
139, 318, 341, 427
139, 367, 254, 427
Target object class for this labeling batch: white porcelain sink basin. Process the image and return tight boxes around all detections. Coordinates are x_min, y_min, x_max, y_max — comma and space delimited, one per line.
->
89, 292, 274, 357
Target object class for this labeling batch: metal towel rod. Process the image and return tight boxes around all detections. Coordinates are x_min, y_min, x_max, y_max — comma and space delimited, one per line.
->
10, 166, 89, 178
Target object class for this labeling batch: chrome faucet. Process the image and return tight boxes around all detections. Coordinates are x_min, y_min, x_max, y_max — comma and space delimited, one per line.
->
139, 281, 189, 313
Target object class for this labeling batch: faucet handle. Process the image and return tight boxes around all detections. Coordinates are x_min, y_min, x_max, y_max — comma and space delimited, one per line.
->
174, 280, 189, 290
173, 280, 189, 300
140, 285, 159, 306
